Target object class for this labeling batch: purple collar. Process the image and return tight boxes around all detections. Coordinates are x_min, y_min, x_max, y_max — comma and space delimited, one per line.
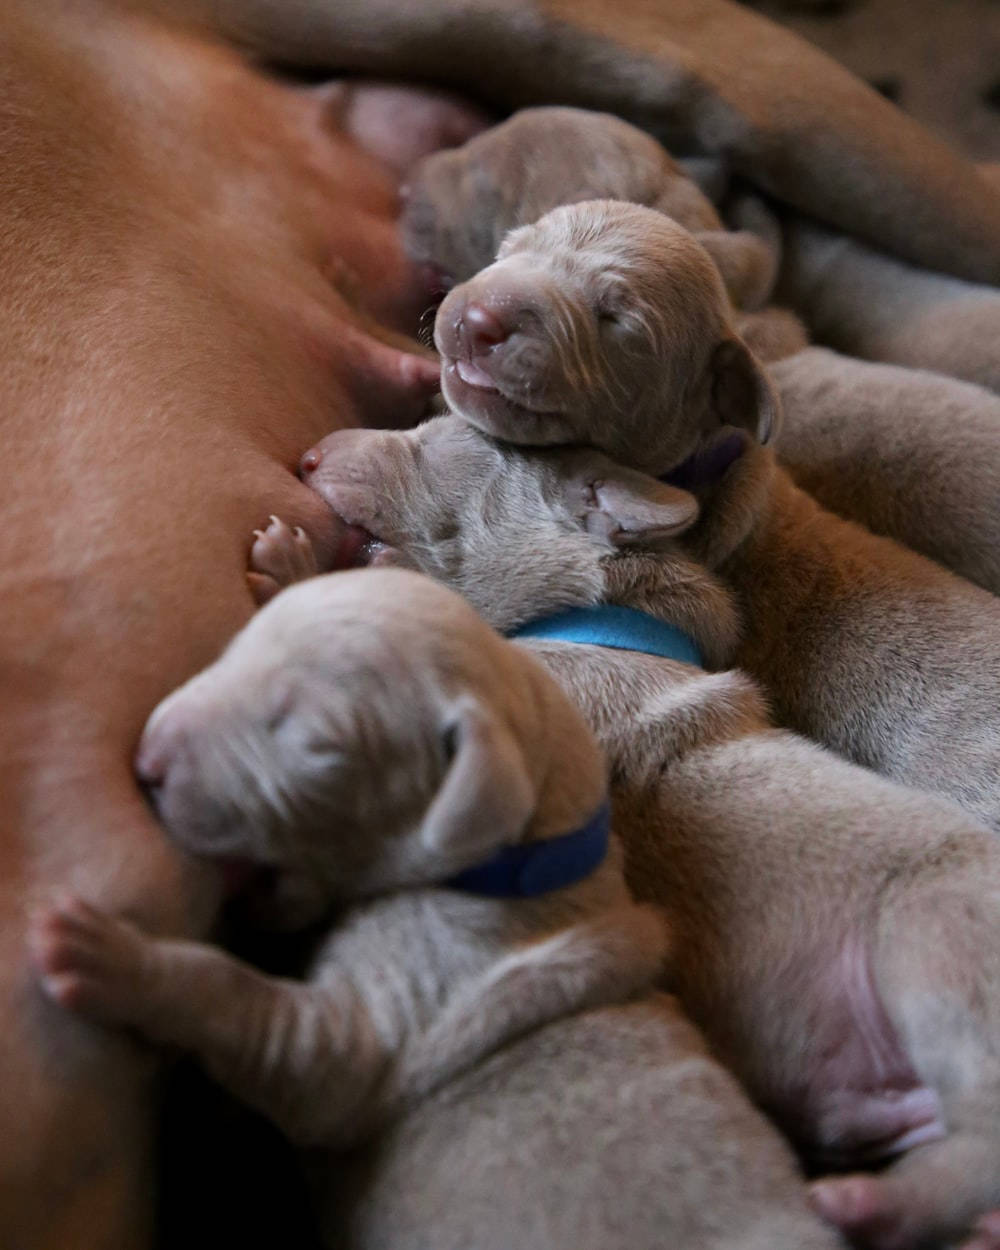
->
446, 801, 610, 898
661, 433, 745, 490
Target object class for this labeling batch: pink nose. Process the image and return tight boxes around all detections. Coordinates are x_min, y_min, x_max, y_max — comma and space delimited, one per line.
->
457, 302, 509, 356
135, 735, 170, 790
300, 447, 323, 477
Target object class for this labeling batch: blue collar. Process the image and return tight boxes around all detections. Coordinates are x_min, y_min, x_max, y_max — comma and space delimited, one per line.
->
512, 604, 703, 667
446, 801, 610, 898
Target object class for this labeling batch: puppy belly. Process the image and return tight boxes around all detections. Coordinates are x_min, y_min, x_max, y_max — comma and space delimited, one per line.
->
773, 935, 945, 1169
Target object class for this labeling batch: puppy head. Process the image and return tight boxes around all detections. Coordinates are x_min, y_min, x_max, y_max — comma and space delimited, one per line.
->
434, 200, 779, 476
136, 569, 599, 921
300, 417, 698, 634
402, 106, 722, 289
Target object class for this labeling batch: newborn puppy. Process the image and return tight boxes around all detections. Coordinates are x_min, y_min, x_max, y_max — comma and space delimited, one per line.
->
273, 415, 1000, 1250
434, 201, 1000, 833
31, 570, 837, 1250
774, 348, 1000, 598
434, 199, 779, 477
402, 106, 781, 312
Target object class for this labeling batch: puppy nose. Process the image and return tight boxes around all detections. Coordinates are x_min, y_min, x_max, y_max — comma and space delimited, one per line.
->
135, 735, 171, 791
300, 446, 323, 477
457, 302, 509, 356
135, 716, 191, 793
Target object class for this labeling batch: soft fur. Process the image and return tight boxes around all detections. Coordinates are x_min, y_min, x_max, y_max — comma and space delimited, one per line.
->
402, 106, 780, 311
776, 214, 1000, 393
32, 570, 841, 1250
267, 416, 1000, 1250
433, 200, 779, 475
774, 348, 1000, 598
8, 0, 1000, 1241
431, 201, 1000, 831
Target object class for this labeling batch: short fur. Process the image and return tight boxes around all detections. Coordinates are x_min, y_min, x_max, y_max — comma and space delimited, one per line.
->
283, 417, 1000, 1250
776, 214, 1000, 394
431, 202, 1000, 831
32, 570, 839, 1250
433, 200, 779, 475
402, 106, 779, 311
774, 347, 1000, 598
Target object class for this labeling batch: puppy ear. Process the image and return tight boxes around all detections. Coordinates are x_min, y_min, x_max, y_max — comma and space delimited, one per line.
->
421, 697, 535, 863
571, 456, 699, 548
708, 336, 781, 445
694, 230, 778, 311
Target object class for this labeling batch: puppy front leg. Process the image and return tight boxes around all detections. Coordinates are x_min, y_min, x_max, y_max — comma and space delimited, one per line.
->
247, 513, 321, 606
31, 897, 384, 1145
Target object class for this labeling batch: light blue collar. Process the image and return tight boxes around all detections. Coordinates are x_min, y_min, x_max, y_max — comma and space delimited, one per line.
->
511, 604, 703, 667
446, 801, 611, 898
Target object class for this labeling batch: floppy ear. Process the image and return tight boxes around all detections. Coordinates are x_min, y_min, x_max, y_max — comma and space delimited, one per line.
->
708, 336, 781, 445
421, 697, 535, 864
570, 456, 699, 548
694, 229, 778, 311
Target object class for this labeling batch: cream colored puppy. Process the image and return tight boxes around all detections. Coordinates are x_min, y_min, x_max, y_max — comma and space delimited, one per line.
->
31, 569, 838, 1250
263, 415, 1000, 1250
774, 348, 1000, 598
403, 106, 782, 311
433, 201, 1000, 833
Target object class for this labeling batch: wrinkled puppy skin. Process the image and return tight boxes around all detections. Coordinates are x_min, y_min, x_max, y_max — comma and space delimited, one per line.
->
402, 106, 781, 311
32, 569, 840, 1250
434, 200, 779, 475
431, 199, 1000, 836
281, 414, 1000, 1250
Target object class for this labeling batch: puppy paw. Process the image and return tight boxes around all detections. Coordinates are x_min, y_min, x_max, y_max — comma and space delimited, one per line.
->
31, 895, 150, 1024
810, 1175, 907, 1250
248, 515, 319, 604
962, 1211, 1000, 1250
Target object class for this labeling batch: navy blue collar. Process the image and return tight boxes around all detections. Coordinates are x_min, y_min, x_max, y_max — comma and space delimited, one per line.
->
662, 432, 745, 490
446, 801, 610, 898
512, 604, 703, 667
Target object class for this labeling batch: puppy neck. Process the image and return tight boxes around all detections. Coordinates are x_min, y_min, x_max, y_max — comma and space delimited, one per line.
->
682, 442, 778, 572
599, 544, 743, 670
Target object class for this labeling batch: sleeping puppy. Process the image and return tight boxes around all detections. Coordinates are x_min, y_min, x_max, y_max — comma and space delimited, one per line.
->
774, 348, 1000, 598
402, 105, 783, 314
432, 199, 1000, 833
264, 416, 1000, 1250
30, 569, 838, 1250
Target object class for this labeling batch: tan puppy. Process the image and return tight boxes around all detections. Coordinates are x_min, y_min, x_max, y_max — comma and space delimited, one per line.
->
433, 199, 779, 476
263, 417, 1000, 1250
31, 570, 842, 1250
774, 348, 1000, 598
8, 0, 1000, 1242
402, 106, 780, 311
776, 215, 1000, 393
432, 201, 1000, 833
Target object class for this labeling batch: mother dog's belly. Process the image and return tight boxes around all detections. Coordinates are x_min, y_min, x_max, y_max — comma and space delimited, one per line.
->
0, 4, 432, 1245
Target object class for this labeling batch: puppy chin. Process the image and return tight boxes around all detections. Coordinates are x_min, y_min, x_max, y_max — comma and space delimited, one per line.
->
152, 793, 265, 865
440, 361, 567, 445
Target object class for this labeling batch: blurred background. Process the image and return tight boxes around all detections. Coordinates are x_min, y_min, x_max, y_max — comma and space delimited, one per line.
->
741, 0, 1000, 159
